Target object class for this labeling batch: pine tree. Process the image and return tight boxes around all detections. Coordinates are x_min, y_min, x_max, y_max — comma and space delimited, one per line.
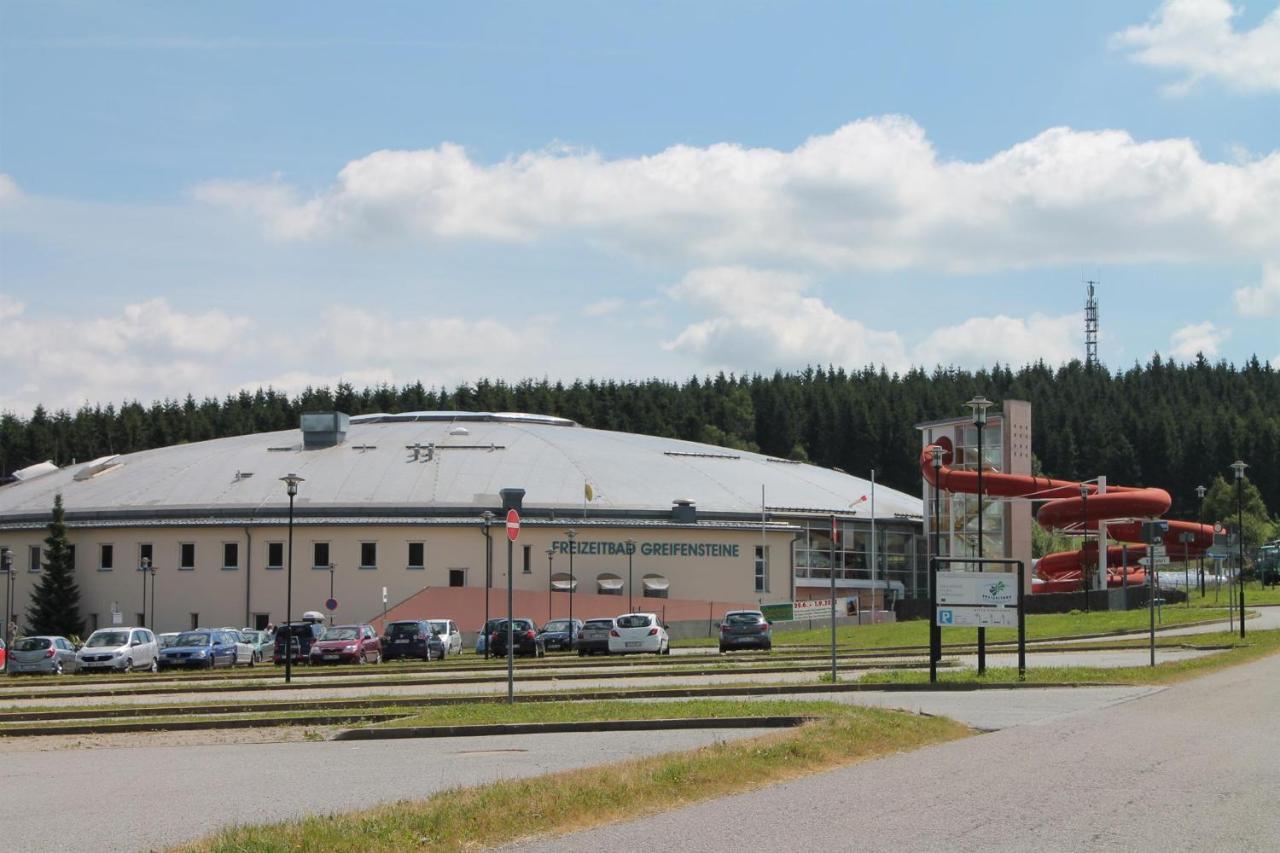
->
26, 494, 83, 639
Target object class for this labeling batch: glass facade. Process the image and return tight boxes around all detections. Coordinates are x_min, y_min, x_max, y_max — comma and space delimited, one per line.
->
793, 520, 927, 600
922, 418, 1007, 571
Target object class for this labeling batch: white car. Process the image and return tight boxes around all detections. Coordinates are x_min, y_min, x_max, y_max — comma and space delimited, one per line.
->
607, 612, 670, 656
76, 627, 159, 673
428, 619, 463, 657
224, 629, 256, 666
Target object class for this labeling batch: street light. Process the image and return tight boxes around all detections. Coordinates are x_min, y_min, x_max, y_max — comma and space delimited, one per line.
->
327, 563, 336, 626
1231, 461, 1247, 639
930, 444, 944, 677
1, 547, 12, 673
626, 539, 636, 612
1195, 484, 1207, 597
1079, 483, 1091, 613
139, 556, 150, 628
566, 529, 577, 625
965, 395, 992, 675
481, 511, 494, 659
545, 547, 554, 625
280, 472, 304, 684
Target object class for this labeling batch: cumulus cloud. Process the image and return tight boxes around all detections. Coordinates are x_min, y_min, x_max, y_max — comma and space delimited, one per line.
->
1234, 261, 1280, 315
0, 173, 21, 205
194, 117, 1280, 272
0, 294, 25, 322
1170, 320, 1230, 357
582, 298, 626, 317
663, 266, 1083, 372
1113, 0, 1280, 94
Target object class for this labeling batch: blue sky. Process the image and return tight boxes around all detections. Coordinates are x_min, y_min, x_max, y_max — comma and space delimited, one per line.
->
2, 0, 1278, 415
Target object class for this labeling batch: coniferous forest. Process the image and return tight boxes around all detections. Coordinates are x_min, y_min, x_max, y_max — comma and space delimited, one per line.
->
2, 355, 1278, 520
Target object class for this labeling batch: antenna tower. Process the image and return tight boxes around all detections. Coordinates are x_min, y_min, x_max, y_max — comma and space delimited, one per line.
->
1084, 280, 1099, 368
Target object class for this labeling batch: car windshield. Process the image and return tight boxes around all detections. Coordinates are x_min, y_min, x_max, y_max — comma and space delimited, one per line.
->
86, 631, 130, 647
541, 621, 571, 632
176, 632, 211, 646
322, 627, 359, 641
159, 634, 179, 648
727, 613, 764, 624
15, 637, 52, 651
616, 615, 653, 629
429, 621, 449, 634
584, 620, 613, 629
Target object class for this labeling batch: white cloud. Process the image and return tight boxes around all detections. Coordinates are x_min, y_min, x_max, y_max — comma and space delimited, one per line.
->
0, 294, 25, 321
194, 117, 1280, 273
582, 298, 626, 317
1113, 0, 1280, 94
1234, 261, 1280, 315
663, 267, 1082, 372
0, 173, 21, 205
1171, 320, 1230, 358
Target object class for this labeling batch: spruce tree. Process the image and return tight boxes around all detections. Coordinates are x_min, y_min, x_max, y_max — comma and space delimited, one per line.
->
26, 494, 83, 639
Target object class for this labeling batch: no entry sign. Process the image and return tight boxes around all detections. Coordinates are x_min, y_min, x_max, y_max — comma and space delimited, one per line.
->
506, 509, 521, 541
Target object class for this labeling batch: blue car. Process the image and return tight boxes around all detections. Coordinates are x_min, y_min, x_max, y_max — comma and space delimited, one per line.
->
158, 629, 241, 670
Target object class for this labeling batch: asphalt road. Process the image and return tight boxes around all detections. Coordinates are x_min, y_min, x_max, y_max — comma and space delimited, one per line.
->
513, 650, 1280, 852
0, 727, 777, 852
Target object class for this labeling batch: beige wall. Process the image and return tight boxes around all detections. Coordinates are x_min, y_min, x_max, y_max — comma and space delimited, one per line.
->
1, 523, 794, 634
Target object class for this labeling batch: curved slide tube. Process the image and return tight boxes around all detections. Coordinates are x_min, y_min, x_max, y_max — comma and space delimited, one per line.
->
920, 442, 1214, 593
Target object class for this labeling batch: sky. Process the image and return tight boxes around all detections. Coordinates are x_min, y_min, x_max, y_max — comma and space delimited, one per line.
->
1, 0, 1278, 416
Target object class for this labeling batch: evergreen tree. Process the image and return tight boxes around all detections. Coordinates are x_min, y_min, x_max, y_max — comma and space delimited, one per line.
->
26, 494, 83, 639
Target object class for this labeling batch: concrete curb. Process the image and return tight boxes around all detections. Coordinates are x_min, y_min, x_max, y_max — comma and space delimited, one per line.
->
0, 711, 409, 738
333, 715, 812, 740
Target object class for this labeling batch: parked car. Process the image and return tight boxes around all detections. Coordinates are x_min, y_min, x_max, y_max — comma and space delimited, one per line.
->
274, 622, 326, 664
158, 629, 243, 670
0, 638, 5, 671
718, 610, 773, 653
382, 620, 441, 661
427, 619, 463, 657
536, 619, 583, 653
574, 618, 615, 656
475, 618, 503, 655
608, 613, 670, 655
309, 624, 382, 664
76, 627, 159, 673
7, 636, 78, 675
239, 629, 273, 662
157, 632, 182, 650
489, 618, 545, 658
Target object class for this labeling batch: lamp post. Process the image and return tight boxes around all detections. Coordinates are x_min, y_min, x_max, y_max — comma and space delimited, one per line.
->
139, 556, 150, 628
280, 473, 304, 684
481, 511, 494, 659
1079, 483, 1091, 613
1, 547, 12, 673
965, 395, 992, 675
1195, 484, 1207, 597
1231, 461, 1247, 639
930, 445, 944, 677
566, 529, 577, 626
625, 539, 636, 612
545, 548, 554, 624
327, 563, 336, 626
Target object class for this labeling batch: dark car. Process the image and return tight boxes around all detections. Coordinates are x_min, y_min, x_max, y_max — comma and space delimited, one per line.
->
489, 618, 545, 658
475, 618, 503, 655
718, 610, 772, 653
574, 618, 614, 656
536, 618, 583, 653
273, 622, 325, 664
381, 620, 443, 661
309, 624, 382, 665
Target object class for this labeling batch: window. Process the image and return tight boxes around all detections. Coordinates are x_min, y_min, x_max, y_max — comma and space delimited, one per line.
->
223, 542, 239, 570
448, 568, 465, 587
68, 544, 76, 568
179, 543, 196, 570
253, 613, 270, 630
407, 542, 425, 570
522, 545, 531, 574
136, 612, 145, 626
360, 542, 377, 569
313, 542, 329, 569
642, 574, 670, 599
90, 613, 99, 631
190, 613, 200, 630
266, 541, 284, 570
597, 573, 623, 596
138, 542, 153, 567
28, 545, 41, 572
99, 544, 114, 571
755, 545, 769, 593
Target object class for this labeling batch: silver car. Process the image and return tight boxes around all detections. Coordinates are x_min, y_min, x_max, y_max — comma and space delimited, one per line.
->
8, 636, 79, 675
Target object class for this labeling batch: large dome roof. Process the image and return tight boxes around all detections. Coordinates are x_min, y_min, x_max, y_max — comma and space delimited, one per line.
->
0, 412, 921, 522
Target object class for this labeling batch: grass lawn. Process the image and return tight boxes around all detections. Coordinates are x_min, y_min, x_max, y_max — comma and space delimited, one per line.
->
1183, 580, 1280, 608
182, 705, 968, 852
670, 607, 1233, 651
379, 698, 848, 728
858, 628, 1280, 686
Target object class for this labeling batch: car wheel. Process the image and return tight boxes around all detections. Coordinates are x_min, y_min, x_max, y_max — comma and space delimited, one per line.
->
248, 652, 256, 668
53, 660, 64, 675
149, 658, 158, 673
718, 645, 726, 654
372, 649, 382, 664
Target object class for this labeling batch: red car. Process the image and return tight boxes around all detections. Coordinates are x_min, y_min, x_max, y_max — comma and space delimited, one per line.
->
308, 624, 382, 665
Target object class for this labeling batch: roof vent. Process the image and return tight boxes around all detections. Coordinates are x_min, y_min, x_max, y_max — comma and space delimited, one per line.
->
12, 460, 59, 482
74, 455, 122, 481
300, 412, 350, 449
449, 426, 470, 436
672, 499, 697, 524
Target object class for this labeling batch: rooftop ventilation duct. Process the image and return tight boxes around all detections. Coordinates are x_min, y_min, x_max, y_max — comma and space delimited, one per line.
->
12, 460, 59, 482
672, 499, 697, 524
300, 412, 350, 449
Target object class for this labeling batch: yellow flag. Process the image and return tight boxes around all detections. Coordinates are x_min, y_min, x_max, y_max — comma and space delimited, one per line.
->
584, 482, 595, 502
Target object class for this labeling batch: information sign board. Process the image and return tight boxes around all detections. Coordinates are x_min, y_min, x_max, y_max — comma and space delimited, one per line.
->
935, 606, 1018, 627
936, 572, 1017, 607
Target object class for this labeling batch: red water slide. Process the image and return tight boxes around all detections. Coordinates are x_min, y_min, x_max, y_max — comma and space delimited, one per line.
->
920, 442, 1215, 593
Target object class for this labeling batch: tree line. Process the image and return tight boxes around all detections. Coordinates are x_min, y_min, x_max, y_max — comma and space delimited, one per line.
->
2, 355, 1278, 526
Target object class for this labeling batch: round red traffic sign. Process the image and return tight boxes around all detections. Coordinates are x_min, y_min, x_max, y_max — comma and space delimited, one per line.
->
324, 598, 337, 611
506, 509, 521, 541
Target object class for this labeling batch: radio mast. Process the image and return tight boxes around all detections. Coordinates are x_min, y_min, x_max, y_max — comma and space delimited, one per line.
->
1085, 280, 1099, 368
